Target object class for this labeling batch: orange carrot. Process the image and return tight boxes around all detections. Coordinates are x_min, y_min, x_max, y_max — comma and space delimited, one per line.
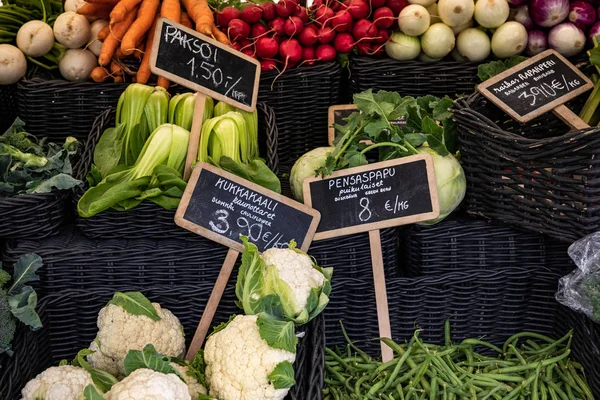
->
110, 60, 123, 77
77, 2, 114, 16
97, 24, 110, 40
211, 25, 229, 45
99, 6, 138, 66
157, 76, 169, 89
160, 0, 181, 22
114, 75, 124, 83
181, 0, 212, 36
180, 11, 193, 29
110, 0, 143, 24
84, 0, 119, 5
120, 0, 160, 56
115, 46, 125, 58
136, 15, 159, 84
133, 39, 145, 60
91, 66, 110, 82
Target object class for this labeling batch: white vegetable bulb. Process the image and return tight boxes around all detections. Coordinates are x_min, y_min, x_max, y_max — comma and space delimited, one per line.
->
452, 18, 473, 34
385, 32, 422, 60
408, 0, 437, 6
16, 20, 54, 57
457, 28, 491, 61
89, 19, 108, 56
437, 0, 475, 27
419, 52, 442, 62
427, 3, 442, 24
53, 11, 91, 49
491, 21, 528, 58
421, 23, 455, 59
399, 4, 431, 36
59, 49, 97, 82
474, 0, 509, 28
0, 44, 27, 85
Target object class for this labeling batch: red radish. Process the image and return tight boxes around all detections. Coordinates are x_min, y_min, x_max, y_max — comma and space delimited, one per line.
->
276, 0, 297, 17
370, 0, 387, 7
261, 59, 278, 72
240, 39, 253, 50
243, 47, 255, 57
280, 38, 303, 66
298, 25, 319, 46
268, 17, 286, 36
347, 0, 370, 20
373, 7, 395, 29
217, 7, 241, 27
294, 6, 310, 23
284, 16, 304, 36
331, 10, 353, 32
228, 19, 251, 41
240, 5, 263, 24
316, 43, 336, 61
251, 23, 269, 38
256, 36, 279, 58
340, 1, 351, 9
310, 0, 324, 11
303, 47, 316, 65
231, 42, 242, 51
374, 28, 389, 43
333, 32, 355, 52
371, 43, 385, 56
272, 34, 284, 44
386, 0, 408, 15
261, 2, 277, 21
353, 18, 378, 40
315, 6, 335, 26
318, 26, 336, 43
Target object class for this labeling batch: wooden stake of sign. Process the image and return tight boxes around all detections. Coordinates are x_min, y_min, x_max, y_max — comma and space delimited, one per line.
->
303, 155, 440, 361
183, 94, 206, 180
176, 163, 321, 360
478, 49, 593, 128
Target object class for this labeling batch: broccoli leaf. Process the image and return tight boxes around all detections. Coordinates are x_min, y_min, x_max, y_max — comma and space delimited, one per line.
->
8, 285, 42, 330
123, 344, 183, 379
268, 361, 296, 389
107, 292, 161, 321
7, 253, 42, 296
83, 384, 106, 400
0, 269, 10, 289
25, 174, 82, 194
257, 315, 297, 354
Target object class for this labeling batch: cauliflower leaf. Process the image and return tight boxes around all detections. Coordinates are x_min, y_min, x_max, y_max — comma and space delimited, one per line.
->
70, 349, 118, 392
268, 361, 295, 389
84, 384, 106, 400
256, 316, 297, 354
123, 344, 184, 380
107, 292, 161, 321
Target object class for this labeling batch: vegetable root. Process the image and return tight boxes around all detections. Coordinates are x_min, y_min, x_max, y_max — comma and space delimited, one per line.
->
181, 0, 212, 36
91, 65, 111, 81
110, 0, 142, 24
120, 0, 159, 55
136, 15, 159, 84
99, 5, 138, 65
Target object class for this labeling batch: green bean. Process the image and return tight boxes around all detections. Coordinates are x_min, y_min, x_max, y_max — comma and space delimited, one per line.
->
445, 319, 452, 347
383, 333, 417, 391
546, 380, 569, 400
480, 386, 507, 400
460, 339, 503, 354
508, 345, 527, 365
503, 332, 556, 353
523, 331, 573, 356
473, 374, 524, 383
354, 374, 369, 396
532, 363, 542, 400
367, 380, 385, 396
498, 350, 570, 374
566, 363, 594, 400
340, 322, 373, 362
540, 380, 548, 400
429, 377, 438, 400
500, 371, 537, 400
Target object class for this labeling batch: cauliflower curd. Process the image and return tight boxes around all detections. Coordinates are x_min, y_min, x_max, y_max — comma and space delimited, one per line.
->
21, 365, 97, 400
104, 369, 190, 400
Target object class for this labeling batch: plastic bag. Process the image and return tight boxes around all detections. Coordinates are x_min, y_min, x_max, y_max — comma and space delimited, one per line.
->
556, 232, 600, 323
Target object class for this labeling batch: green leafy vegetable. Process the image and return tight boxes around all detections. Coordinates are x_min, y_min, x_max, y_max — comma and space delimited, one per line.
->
476, 56, 529, 81
107, 292, 161, 321
71, 349, 118, 392
187, 350, 208, 388
123, 344, 183, 379
83, 384, 106, 400
268, 361, 296, 389
256, 315, 297, 353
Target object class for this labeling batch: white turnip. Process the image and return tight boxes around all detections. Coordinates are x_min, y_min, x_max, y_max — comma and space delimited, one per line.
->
427, 3, 442, 23
53, 11, 91, 49
399, 4, 430, 36
385, 32, 421, 60
437, 0, 474, 27
16, 20, 54, 57
0, 44, 27, 85
421, 22, 455, 58
491, 21, 527, 58
451, 18, 473, 34
419, 51, 441, 61
59, 48, 96, 82
88, 19, 107, 57
548, 22, 585, 56
408, 0, 436, 6
474, 0, 509, 28
456, 28, 490, 61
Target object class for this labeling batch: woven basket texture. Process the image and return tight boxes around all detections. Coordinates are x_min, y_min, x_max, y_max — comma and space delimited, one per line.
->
16, 78, 128, 142
454, 93, 600, 243
400, 213, 570, 277
348, 57, 480, 99
0, 286, 310, 400
72, 101, 279, 240
0, 83, 17, 133
259, 62, 343, 174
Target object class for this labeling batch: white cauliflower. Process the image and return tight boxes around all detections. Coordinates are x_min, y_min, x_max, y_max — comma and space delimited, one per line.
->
170, 362, 208, 398
21, 365, 98, 400
262, 247, 325, 314
87, 302, 185, 377
204, 315, 296, 400
104, 369, 190, 400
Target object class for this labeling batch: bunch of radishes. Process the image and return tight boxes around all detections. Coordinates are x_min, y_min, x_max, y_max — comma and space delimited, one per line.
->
216, 0, 407, 72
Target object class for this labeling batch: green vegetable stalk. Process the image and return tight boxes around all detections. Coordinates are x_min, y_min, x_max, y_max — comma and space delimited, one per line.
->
579, 37, 600, 125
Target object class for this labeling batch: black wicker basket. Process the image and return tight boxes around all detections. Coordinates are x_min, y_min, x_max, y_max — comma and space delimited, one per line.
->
259, 62, 343, 174
72, 102, 279, 240
348, 57, 480, 99
16, 78, 128, 142
0, 285, 311, 400
454, 93, 600, 243
0, 83, 17, 133
400, 212, 570, 277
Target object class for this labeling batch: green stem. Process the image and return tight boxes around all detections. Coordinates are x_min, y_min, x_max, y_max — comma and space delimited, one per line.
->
26, 56, 57, 70
360, 142, 408, 155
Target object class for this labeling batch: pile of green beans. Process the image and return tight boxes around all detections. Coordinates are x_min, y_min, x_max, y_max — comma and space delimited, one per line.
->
323, 322, 594, 400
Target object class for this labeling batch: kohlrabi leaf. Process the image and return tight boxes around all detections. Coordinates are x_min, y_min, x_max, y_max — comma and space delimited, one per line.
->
107, 292, 161, 321
257, 315, 297, 353
83, 384, 106, 400
354, 89, 398, 120
432, 97, 454, 122
235, 237, 266, 315
8, 253, 43, 296
8, 285, 42, 330
268, 361, 296, 389
123, 344, 183, 379
422, 117, 449, 157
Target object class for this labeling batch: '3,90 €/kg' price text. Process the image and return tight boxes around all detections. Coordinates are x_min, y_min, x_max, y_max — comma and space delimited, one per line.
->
208, 208, 288, 249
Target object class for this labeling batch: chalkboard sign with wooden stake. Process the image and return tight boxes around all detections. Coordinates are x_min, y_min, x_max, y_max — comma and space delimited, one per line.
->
176, 163, 321, 359
303, 155, 440, 361
478, 49, 593, 128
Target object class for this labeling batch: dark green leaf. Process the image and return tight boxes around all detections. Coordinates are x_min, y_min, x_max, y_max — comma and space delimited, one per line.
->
8, 253, 42, 296
8, 285, 42, 330
83, 385, 105, 400
404, 133, 427, 147
219, 157, 281, 194
257, 315, 297, 353
108, 292, 161, 321
422, 117, 449, 157
363, 119, 390, 139
0, 269, 10, 288
235, 237, 267, 314
188, 350, 208, 387
26, 174, 82, 194
268, 361, 295, 389
431, 97, 454, 122
123, 344, 183, 379
94, 124, 126, 178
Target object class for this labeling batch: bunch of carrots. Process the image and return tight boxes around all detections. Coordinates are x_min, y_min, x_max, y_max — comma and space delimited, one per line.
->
77, 0, 229, 85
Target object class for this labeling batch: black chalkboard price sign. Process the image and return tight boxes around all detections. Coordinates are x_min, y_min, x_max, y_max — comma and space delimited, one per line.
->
478, 49, 592, 127
150, 18, 260, 112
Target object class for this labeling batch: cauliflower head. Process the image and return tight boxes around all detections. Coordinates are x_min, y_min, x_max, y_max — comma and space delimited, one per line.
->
204, 315, 296, 400
170, 362, 208, 398
104, 369, 190, 400
88, 302, 185, 377
21, 365, 97, 400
